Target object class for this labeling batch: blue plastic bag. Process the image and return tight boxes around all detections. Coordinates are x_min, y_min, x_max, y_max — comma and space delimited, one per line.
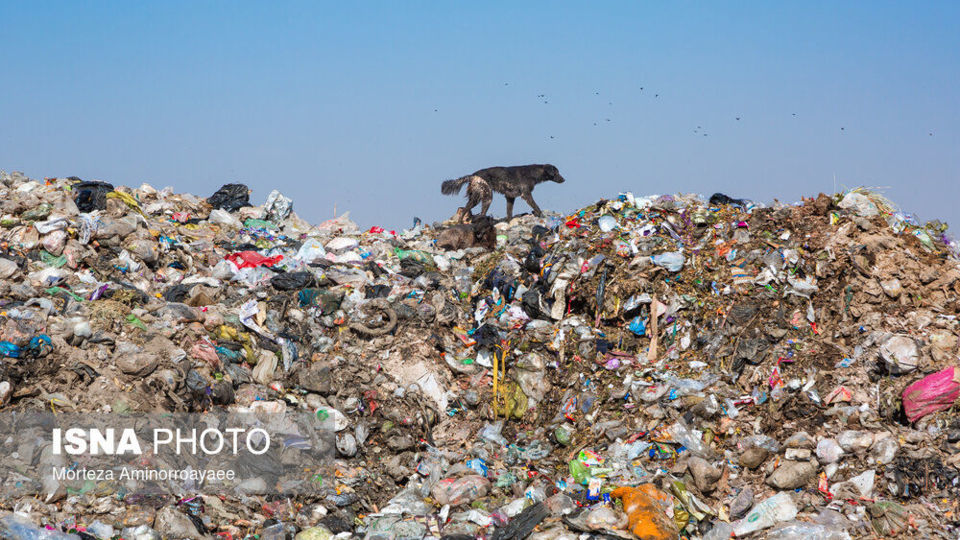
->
27, 335, 52, 357
0, 341, 20, 358
628, 316, 647, 336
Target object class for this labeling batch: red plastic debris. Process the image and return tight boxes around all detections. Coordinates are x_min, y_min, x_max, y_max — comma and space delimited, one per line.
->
225, 251, 283, 269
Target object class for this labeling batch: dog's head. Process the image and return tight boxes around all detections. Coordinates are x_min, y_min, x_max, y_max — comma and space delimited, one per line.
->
471, 214, 495, 231
544, 164, 565, 184
472, 216, 497, 248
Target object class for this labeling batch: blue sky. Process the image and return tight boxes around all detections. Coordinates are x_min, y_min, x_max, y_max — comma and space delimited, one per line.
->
1, 2, 957, 228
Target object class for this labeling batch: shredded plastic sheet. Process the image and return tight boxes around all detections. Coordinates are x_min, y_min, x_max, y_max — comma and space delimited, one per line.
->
902, 367, 960, 422
225, 251, 283, 269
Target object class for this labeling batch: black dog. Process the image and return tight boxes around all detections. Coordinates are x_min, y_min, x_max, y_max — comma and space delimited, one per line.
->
441, 164, 565, 219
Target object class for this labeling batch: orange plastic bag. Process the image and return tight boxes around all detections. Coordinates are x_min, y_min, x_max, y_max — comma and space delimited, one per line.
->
610, 484, 679, 540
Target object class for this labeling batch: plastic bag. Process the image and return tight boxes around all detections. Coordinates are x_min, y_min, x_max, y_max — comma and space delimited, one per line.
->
902, 366, 960, 422
869, 501, 910, 536
315, 211, 360, 234
271, 271, 315, 291
296, 238, 327, 263
208, 208, 242, 228
381, 484, 431, 515
609, 484, 679, 540
480, 420, 508, 446
732, 492, 798, 536
72, 180, 114, 212
431, 475, 490, 506
597, 215, 618, 232
0, 341, 21, 358
207, 183, 250, 212
667, 420, 712, 458
709, 192, 746, 207
651, 251, 684, 272
394, 248, 435, 266
628, 316, 646, 336
837, 191, 879, 216
491, 502, 548, 540
226, 251, 283, 269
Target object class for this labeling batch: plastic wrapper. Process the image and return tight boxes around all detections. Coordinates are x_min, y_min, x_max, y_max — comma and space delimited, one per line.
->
902, 366, 960, 422
262, 189, 293, 222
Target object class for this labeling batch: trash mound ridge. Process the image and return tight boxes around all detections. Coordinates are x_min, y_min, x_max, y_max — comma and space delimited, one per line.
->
0, 169, 959, 539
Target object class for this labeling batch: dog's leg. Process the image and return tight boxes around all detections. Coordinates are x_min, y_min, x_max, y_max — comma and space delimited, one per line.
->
505, 197, 515, 220
479, 185, 492, 216
464, 189, 481, 216
522, 192, 543, 217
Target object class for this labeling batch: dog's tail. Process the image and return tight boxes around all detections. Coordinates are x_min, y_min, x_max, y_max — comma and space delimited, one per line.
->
441, 176, 471, 196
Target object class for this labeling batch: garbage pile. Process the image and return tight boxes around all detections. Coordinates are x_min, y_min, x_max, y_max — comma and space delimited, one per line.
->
1, 169, 959, 539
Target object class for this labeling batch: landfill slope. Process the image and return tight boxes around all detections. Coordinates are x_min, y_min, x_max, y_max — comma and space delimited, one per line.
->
0, 170, 959, 539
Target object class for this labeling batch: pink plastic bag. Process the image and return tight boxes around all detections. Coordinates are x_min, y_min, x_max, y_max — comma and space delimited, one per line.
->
902, 367, 960, 422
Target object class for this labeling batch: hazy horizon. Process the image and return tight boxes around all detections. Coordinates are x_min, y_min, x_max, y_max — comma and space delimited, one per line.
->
1, 2, 957, 228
